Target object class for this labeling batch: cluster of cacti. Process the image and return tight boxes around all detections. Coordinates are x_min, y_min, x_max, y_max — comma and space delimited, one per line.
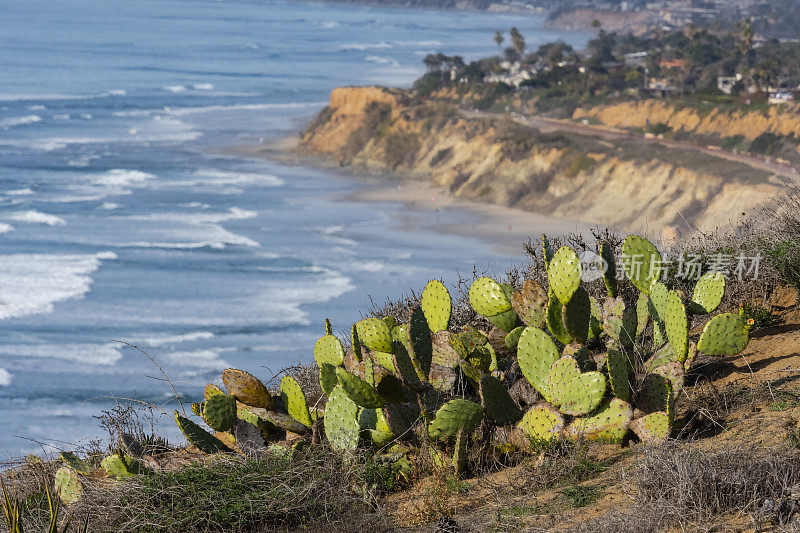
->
52, 233, 755, 498
53, 450, 143, 505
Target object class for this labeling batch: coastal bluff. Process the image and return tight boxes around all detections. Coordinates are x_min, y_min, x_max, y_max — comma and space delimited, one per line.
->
301, 86, 788, 241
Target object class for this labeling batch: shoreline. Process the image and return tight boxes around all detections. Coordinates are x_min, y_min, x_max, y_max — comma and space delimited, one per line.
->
231, 137, 597, 256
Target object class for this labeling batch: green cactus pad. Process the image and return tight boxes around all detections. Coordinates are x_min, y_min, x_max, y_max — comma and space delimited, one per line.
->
505, 326, 525, 350
238, 407, 276, 436
428, 399, 484, 439
635, 294, 650, 337
202, 393, 237, 432
204, 383, 224, 400
376, 374, 408, 405
432, 331, 460, 368
649, 281, 669, 318
588, 296, 604, 340
373, 350, 396, 373
600, 241, 617, 298
684, 341, 698, 372
324, 385, 361, 453
55, 466, 83, 504
383, 404, 419, 438
621, 235, 661, 293
175, 411, 231, 453
517, 326, 560, 401
254, 410, 311, 435
697, 313, 749, 356
603, 297, 636, 346
392, 341, 425, 391
319, 363, 338, 395
690, 272, 725, 314
636, 375, 673, 415
563, 343, 594, 372
517, 403, 564, 443
547, 246, 582, 305
421, 279, 452, 332
547, 356, 606, 416
101, 454, 140, 479
469, 276, 512, 317
383, 316, 397, 329
409, 306, 433, 376
360, 409, 394, 448
488, 307, 520, 333
562, 285, 591, 344
191, 402, 203, 416
664, 290, 689, 363
280, 376, 312, 427
547, 293, 573, 345
542, 234, 554, 267
351, 323, 364, 363
313, 334, 345, 367
60, 451, 91, 474
467, 344, 493, 371
606, 350, 631, 402
566, 398, 633, 443
222, 368, 274, 410
652, 362, 684, 399
356, 317, 394, 354
629, 411, 670, 444
429, 364, 458, 393
480, 375, 523, 424
335, 367, 386, 409
511, 280, 548, 328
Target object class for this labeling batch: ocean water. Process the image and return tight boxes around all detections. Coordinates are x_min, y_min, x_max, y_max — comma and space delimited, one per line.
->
0, 0, 587, 458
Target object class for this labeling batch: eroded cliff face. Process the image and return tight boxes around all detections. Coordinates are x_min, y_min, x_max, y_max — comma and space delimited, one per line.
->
301, 87, 785, 241
573, 100, 800, 142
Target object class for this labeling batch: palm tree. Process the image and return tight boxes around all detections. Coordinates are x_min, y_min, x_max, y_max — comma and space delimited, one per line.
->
736, 18, 754, 95
509, 27, 525, 58
493, 30, 504, 54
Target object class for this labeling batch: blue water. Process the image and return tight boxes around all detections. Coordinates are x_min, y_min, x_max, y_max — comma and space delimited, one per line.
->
0, 0, 587, 458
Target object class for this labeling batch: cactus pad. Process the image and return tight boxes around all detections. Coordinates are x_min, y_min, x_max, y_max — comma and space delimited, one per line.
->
547, 293, 573, 345
635, 294, 650, 337
319, 363, 338, 395
175, 411, 231, 453
562, 285, 591, 344
335, 367, 386, 409
487, 307, 520, 332
690, 272, 725, 314
563, 343, 594, 372
542, 234, 554, 267
421, 279, 451, 332
505, 326, 525, 350
314, 334, 345, 367
651, 362, 684, 399
428, 399, 484, 439
664, 290, 689, 363
202, 393, 237, 432
697, 313, 749, 356
376, 374, 408, 404
55, 466, 83, 504
480, 375, 523, 424
222, 368, 274, 410
629, 412, 670, 444
517, 327, 560, 401
600, 241, 617, 298
684, 341, 697, 372
636, 375, 673, 415
280, 376, 312, 427
101, 454, 139, 479
517, 403, 564, 443
606, 350, 631, 401
547, 356, 606, 416
60, 451, 91, 474
511, 280, 548, 328
356, 317, 394, 354
324, 385, 360, 453
256, 410, 310, 435
469, 276, 512, 317
432, 331, 460, 368
409, 306, 433, 375
204, 383, 224, 400
392, 340, 425, 390
429, 364, 458, 393
621, 235, 661, 293
547, 246, 582, 304
566, 398, 633, 443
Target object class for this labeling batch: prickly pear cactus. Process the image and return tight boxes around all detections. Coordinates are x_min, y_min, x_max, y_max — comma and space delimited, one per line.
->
428, 399, 484, 438
651, 362, 684, 399
101, 454, 140, 479
60, 451, 91, 474
421, 279, 451, 332
202, 393, 237, 432
517, 403, 564, 443
393, 341, 425, 391
319, 362, 339, 395
562, 285, 591, 344
324, 385, 360, 453
204, 383, 224, 400
505, 326, 525, 350
314, 328, 345, 367
547, 246, 582, 305
547, 356, 606, 416
635, 375, 673, 416
511, 280, 548, 328
222, 368, 274, 410
469, 277, 512, 317
280, 376, 312, 427
629, 411, 670, 444
621, 235, 661, 293
542, 234, 554, 267
663, 290, 689, 363
335, 367, 387, 409
175, 411, 231, 453
606, 349, 631, 402
567, 398, 633, 443
479, 375, 523, 424
547, 293, 573, 345
690, 271, 725, 314
55, 466, 83, 504
409, 306, 433, 376
697, 313, 750, 356
516, 327, 560, 402
356, 317, 394, 354
600, 241, 617, 298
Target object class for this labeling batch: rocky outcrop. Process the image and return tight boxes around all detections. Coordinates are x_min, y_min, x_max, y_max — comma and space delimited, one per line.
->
301, 87, 787, 241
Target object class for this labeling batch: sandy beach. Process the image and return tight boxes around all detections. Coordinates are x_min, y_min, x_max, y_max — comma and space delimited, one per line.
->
233, 138, 597, 256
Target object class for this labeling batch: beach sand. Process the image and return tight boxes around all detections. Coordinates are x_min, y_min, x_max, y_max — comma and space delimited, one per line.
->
231, 138, 597, 256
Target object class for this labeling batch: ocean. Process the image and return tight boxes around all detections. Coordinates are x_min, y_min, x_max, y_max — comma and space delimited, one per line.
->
0, 0, 587, 458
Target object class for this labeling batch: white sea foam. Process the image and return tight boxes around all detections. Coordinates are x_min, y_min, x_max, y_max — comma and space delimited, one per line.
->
0, 115, 42, 128
0, 369, 11, 386
164, 101, 325, 116
165, 169, 284, 191
98, 202, 120, 210
0, 224, 14, 234
163, 85, 187, 93
5, 210, 66, 226
5, 188, 33, 196
52, 114, 70, 120
104, 89, 126, 96
162, 349, 229, 370
192, 83, 214, 90
321, 20, 340, 28
365, 55, 400, 67
0, 343, 123, 365
119, 208, 260, 249
140, 331, 215, 347
67, 155, 101, 167
0, 252, 116, 320
27, 105, 45, 111
340, 42, 392, 51
112, 110, 153, 117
